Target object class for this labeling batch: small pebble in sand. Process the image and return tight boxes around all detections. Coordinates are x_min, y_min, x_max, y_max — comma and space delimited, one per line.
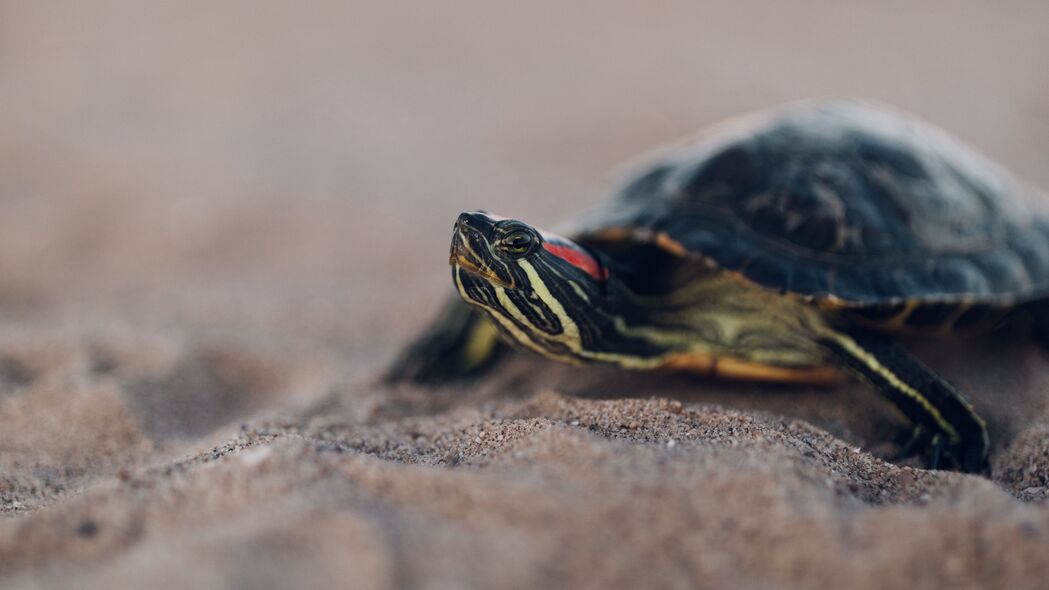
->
238, 445, 273, 468
75, 520, 99, 538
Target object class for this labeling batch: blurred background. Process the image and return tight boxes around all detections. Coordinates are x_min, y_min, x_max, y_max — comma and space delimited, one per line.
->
3, 2, 1049, 587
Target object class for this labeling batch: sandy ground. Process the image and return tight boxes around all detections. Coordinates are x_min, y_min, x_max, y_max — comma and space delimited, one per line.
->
3, 1, 1049, 588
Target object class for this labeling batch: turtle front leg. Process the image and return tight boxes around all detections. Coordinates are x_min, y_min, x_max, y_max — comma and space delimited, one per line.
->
817, 328, 989, 472
385, 295, 507, 384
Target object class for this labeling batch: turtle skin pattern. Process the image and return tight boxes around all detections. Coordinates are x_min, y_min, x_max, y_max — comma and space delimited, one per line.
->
580, 101, 1049, 307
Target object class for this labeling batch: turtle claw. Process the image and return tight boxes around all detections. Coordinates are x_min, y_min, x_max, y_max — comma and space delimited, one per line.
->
893, 425, 934, 462
893, 426, 984, 473
925, 433, 946, 471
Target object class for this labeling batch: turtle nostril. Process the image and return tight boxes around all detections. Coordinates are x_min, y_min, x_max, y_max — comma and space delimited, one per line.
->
456, 211, 496, 235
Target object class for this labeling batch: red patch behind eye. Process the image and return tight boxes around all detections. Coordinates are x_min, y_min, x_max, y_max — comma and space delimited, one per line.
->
542, 242, 608, 281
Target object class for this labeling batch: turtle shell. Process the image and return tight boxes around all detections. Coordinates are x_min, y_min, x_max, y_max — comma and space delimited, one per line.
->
576, 100, 1049, 310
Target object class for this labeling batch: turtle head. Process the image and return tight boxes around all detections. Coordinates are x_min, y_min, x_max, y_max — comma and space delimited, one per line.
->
449, 211, 609, 361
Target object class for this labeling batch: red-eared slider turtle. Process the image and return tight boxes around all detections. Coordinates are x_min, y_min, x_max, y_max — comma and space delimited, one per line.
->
388, 100, 1049, 472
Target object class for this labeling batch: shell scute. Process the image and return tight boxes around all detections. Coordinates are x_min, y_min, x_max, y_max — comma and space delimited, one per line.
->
581, 100, 1049, 306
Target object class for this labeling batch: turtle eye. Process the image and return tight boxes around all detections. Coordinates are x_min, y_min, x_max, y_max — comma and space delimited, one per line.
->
500, 230, 535, 258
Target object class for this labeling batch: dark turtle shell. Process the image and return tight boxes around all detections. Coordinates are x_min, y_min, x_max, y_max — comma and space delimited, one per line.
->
576, 100, 1049, 310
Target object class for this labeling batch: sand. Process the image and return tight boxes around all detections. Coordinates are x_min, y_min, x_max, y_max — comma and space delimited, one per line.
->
3, 1, 1049, 588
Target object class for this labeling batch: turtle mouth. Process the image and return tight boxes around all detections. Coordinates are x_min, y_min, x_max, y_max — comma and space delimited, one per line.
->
450, 227, 514, 289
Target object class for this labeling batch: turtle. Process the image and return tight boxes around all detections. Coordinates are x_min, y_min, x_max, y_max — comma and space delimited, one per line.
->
387, 100, 1049, 472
